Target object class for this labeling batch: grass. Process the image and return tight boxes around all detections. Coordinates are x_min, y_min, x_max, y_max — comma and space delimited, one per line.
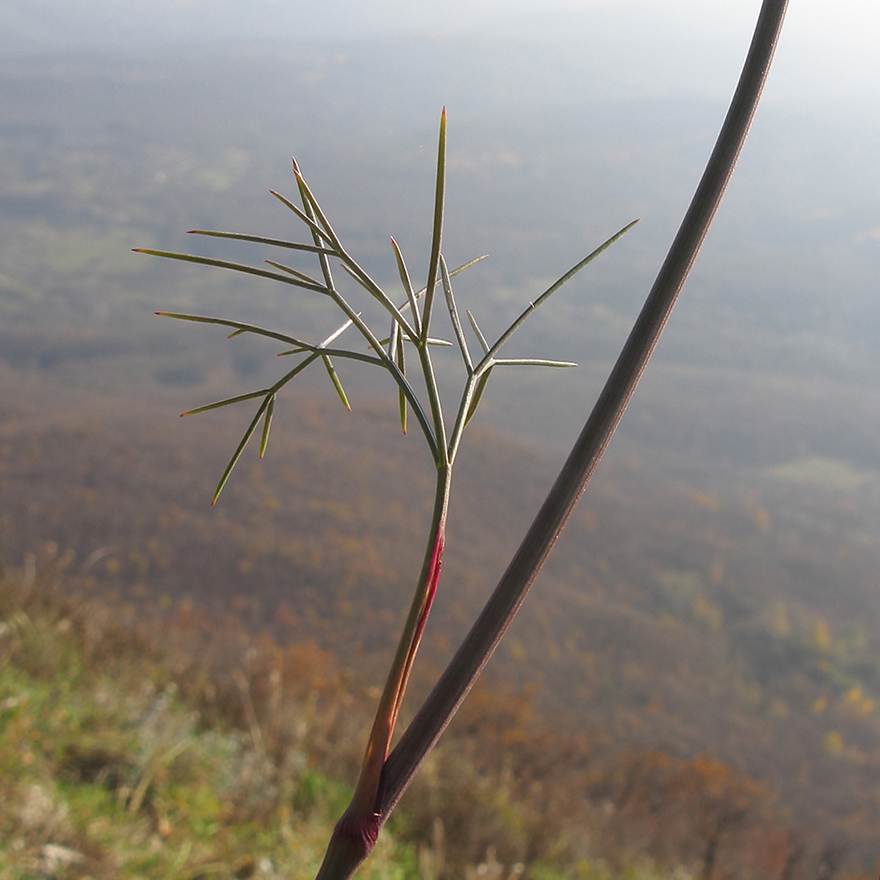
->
1, 548, 732, 880
0, 551, 419, 879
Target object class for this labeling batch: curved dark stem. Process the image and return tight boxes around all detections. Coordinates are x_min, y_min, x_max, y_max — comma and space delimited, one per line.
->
378, 0, 789, 825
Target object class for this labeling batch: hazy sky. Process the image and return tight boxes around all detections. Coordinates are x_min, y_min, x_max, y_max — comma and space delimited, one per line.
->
0, 0, 877, 110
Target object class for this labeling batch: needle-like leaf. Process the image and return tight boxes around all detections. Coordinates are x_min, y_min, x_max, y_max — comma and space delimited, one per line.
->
390, 237, 421, 335
322, 319, 356, 346
182, 388, 271, 417
388, 316, 400, 360
188, 228, 335, 257
270, 188, 337, 247
322, 355, 352, 411
395, 329, 407, 435
338, 261, 418, 340
212, 396, 271, 505
421, 108, 446, 342
493, 358, 578, 367
260, 394, 275, 458
480, 220, 638, 368
465, 310, 490, 354
397, 254, 488, 316
156, 311, 310, 349
264, 259, 326, 289
440, 256, 472, 373
134, 249, 328, 293
291, 161, 343, 251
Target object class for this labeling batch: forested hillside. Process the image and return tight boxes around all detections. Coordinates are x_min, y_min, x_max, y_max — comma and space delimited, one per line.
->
2, 378, 880, 876
0, 525, 867, 879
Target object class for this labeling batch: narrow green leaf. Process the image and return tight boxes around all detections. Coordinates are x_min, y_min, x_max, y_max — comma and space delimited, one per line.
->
440, 256, 472, 373
188, 228, 335, 256
465, 310, 490, 354
322, 355, 352, 411
263, 260, 326, 290
395, 329, 407, 435
448, 254, 488, 280
421, 108, 446, 342
269, 189, 336, 247
182, 388, 271, 417
290, 162, 338, 299
395, 254, 487, 319
260, 395, 276, 458
156, 311, 308, 349
136, 249, 327, 293
158, 312, 382, 369
290, 163, 343, 251
390, 237, 421, 335
337, 262, 418, 341
481, 219, 638, 366
388, 316, 400, 360
312, 347, 385, 368
320, 318, 356, 348
493, 358, 578, 367
374, 335, 452, 349
212, 397, 270, 505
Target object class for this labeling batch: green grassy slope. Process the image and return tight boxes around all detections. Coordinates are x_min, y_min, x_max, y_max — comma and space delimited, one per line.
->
2, 545, 846, 880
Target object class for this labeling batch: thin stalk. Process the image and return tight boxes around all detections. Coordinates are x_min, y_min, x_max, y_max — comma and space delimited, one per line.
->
316, 466, 452, 879
377, 0, 789, 835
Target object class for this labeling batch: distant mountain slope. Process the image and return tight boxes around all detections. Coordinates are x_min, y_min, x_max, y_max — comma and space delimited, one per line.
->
2, 379, 880, 867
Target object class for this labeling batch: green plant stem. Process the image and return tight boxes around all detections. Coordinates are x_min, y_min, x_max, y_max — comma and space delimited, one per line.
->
315, 465, 452, 879
376, 0, 790, 836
